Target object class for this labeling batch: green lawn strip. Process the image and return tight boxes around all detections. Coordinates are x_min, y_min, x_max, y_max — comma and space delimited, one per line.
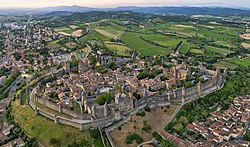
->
243, 40, 250, 44
190, 49, 204, 54
20, 92, 28, 105
179, 42, 192, 54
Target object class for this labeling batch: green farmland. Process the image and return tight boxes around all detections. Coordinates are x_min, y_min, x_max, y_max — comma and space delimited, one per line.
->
105, 43, 132, 57
53, 27, 75, 34
121, 32, 173, 56
190, 49, 204, 54
213, 61, 238, 69
205, 45, 233, 56
80, 30, 111, 42
228, 57, 250, 67
46, 39, 62, 49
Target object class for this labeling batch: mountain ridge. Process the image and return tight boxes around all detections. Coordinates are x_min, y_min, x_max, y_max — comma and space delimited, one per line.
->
1, 6, 250, 17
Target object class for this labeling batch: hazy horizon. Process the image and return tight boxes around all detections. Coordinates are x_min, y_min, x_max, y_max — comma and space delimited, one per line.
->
0, 0, 249, 9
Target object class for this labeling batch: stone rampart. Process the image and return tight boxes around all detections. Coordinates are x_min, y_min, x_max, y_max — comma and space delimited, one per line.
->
36, 97, 91, 119
28, 70, 226, 132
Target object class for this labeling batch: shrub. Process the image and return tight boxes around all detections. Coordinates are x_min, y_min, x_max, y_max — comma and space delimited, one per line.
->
96, 66, 108, 74
136, 111, 145, 117
144, 106, 151, 112
160, 76, 169, 81
133, 92, 141, 100
142, 122, 151, 133
90, 129, 99, 139
126, 133, 143, 144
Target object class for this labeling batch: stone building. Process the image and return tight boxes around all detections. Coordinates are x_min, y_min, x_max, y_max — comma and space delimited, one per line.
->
78, 52, 89, 73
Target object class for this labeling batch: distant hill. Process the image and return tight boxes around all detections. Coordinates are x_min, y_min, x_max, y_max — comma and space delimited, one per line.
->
113, 6, 250, 16
2, 6, 250, 17
40, 11, 73, 17
37, 5, 96, 13
37, 6, 250, 17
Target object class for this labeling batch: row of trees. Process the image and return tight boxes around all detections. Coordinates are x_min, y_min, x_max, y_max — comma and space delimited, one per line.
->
137, 68, 163, 80
0, 73, 19, 100
152, 132, 175, 147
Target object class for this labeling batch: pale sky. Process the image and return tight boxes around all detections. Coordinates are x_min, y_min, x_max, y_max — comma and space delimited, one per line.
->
0, 0, 249, 8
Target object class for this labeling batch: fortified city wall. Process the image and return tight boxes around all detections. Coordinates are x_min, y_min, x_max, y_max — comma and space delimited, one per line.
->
27, 68, 227, 130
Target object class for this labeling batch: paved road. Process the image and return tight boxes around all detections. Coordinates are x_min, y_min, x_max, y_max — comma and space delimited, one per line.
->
8, 77, 21, 95
8, 74, 32, 95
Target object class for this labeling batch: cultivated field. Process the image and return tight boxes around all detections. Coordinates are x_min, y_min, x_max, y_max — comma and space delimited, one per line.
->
96, 29, 118, 39
80, 30, 110, 42
213, 61, 237, 69
71, 29, 83, 37
105, 43, 132, 57
175, 24, 195, 28
54, 27, 75, 34
121, 32, 173, 56
228, 57, 250, 67
190, 49, 204, 54
241, 42, 250, 49
241, 33, 250, 40
205, 45, 233, 56
69, 25, 79, 30
54, 26, 84, 37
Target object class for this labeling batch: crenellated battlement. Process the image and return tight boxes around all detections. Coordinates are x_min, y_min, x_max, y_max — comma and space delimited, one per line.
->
27, 67, 227, 130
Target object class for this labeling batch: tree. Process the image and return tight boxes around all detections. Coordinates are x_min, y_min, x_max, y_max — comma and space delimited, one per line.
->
108, 62, 116, 70
126, 133, 143, 144
88, 54, 96, 66
133, 92, 141, 100
160, 76, 169, 81
90, 129, 100, 139
70, 59, 79, 67
96, 92, 112, 105
14, 53, 22, 61
243, 132, 250, 141
96, 66, 108, 74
